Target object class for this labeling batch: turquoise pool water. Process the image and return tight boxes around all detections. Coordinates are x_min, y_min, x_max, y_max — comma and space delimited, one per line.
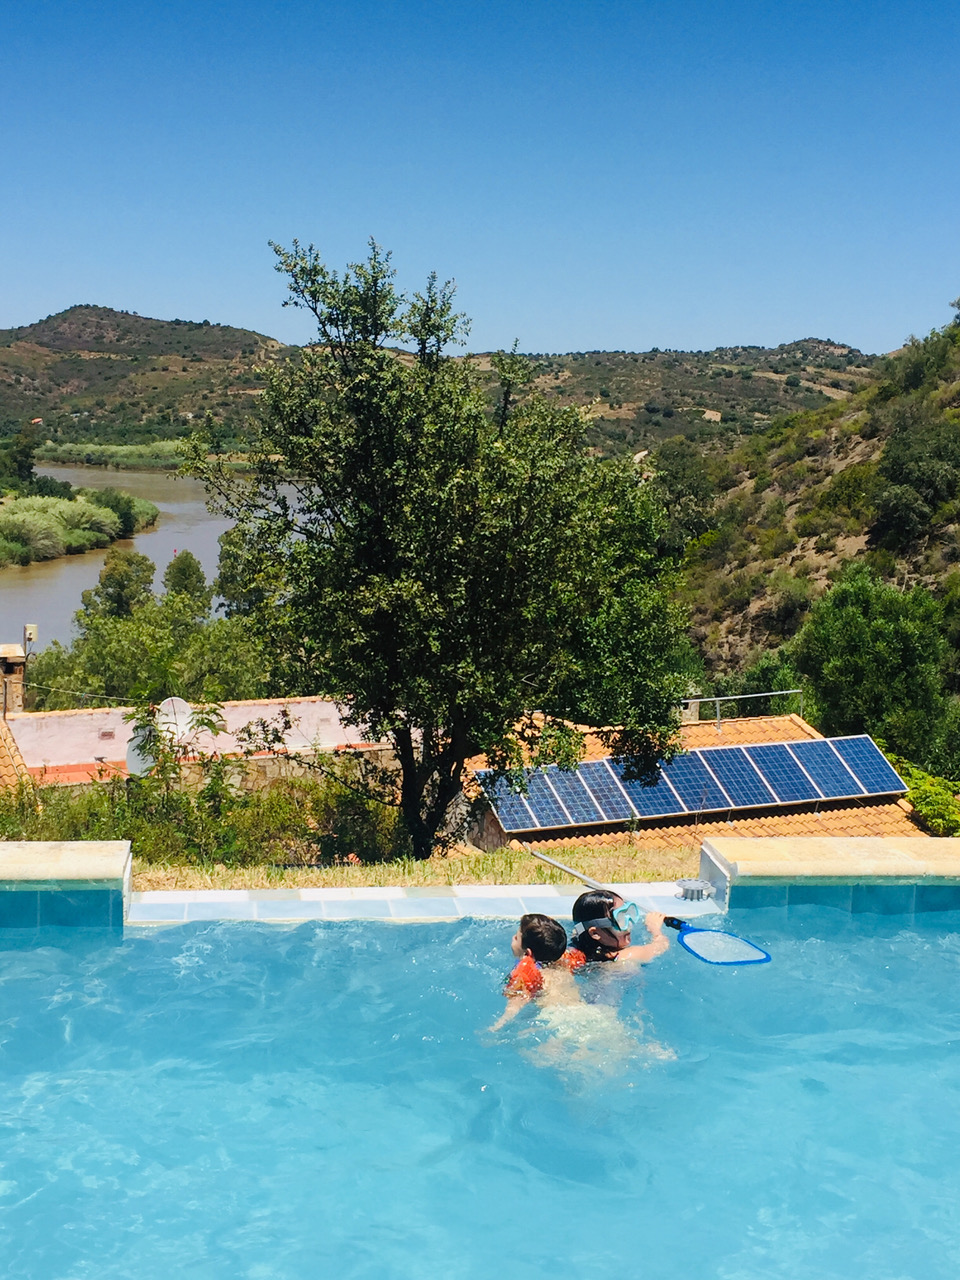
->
1, 911, 959, 1278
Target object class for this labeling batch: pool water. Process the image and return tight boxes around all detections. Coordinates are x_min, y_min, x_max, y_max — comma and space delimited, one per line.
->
1, 910, 959, 1279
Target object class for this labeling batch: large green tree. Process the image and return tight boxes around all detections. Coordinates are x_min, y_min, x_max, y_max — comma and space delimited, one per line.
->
191, 241, 693, 858
162, 549, 211, 606
791, 563, 946, 760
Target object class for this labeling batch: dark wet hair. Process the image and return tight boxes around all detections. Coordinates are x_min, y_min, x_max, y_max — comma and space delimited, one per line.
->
519, 913, 567, 964
571, 890, 622, 962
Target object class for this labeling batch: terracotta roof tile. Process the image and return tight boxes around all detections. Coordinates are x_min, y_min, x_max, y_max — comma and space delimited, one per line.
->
25, 761, 127, 786
466, 714, 822, 774
0, 719, 30, 789
680, 714, 821, 748
582, 714, 822, 758
523, 800, 925, 853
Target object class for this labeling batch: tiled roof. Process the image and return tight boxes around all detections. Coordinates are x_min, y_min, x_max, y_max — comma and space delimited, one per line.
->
581, 714, 822, 759
680, 713, 821, 749
0, 719, 29, 789
523, 798, 925, 852
468, 714, 822, 772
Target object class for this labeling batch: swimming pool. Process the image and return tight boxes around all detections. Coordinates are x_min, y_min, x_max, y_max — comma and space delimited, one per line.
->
1, 910, 959, 1278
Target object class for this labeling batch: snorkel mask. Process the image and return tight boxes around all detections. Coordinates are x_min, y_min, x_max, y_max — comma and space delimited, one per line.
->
572, 900, 641, 942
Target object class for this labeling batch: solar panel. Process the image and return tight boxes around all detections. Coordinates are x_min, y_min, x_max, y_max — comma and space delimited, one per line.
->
479, 735, 906, 834
523, 769, 570, 828
831, 736, 906, 794
744, 744, 820, 803
477, 772, 537, 832
788, 739, 865, 799
662, 752, 731, 811
609, 759, 686, 816
699, 746, 778, 808
546, 766, 605, 825
578, 760, 635, 821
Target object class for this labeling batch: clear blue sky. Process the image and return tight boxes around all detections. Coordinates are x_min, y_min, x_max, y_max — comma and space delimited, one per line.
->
2, 0, 958, 354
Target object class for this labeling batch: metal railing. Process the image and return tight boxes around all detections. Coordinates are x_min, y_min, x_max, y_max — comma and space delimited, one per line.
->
681, 688, 804, 732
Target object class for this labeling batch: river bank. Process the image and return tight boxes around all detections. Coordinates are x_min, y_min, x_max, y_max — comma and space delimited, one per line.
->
35, 442, 251, 471
0, 465, 232, 645
0, 490, 158, 568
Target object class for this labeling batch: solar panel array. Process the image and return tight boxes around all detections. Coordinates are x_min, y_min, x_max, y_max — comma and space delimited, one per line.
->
477, 735, 906, 834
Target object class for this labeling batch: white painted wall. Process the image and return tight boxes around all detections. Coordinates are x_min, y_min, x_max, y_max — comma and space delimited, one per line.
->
7, 697, 361, 769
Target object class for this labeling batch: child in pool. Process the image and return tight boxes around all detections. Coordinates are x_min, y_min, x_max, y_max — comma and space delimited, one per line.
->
569, 890, 669, 966
489, 910, 672, 1075
488, 913, 585, 1032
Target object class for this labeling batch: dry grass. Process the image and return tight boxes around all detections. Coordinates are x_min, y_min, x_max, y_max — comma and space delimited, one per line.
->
132, 840, 700, 891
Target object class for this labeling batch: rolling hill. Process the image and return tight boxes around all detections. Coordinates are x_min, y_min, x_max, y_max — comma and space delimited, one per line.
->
0, 305, 290, 461
0, 305, 877, 466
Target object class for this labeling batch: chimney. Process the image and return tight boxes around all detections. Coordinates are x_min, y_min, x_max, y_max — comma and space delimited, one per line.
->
1, 645, 26, 717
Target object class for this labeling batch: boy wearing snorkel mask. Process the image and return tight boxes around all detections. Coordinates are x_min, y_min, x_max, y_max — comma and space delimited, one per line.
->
570, 891, 669, 965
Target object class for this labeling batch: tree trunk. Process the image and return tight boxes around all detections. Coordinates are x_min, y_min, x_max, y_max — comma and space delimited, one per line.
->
393, 724, 467, 860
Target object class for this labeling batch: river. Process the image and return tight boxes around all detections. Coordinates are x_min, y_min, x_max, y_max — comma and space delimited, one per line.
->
0, 466, 233, 646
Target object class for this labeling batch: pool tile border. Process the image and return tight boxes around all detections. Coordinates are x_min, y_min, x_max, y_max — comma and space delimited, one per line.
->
126, 881, 715, 925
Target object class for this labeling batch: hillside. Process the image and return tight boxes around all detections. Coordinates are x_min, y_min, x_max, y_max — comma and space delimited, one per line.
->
670, 308, 960, 675
526, 338, 877, 456
0, 305, 290, 458
0, 305, 876, 466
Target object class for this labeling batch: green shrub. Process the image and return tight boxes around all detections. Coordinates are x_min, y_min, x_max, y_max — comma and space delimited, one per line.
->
794, 511, 825, 538
757, 526, 798, 558
872, 485, 931, 549
816, 461, 882, 519
81, 487, 140, 536
62, 528, 103, 554
0, 509, 65, 559
0, 536, 30, 566
0, 765, 411, 866
884, 752, 960, 837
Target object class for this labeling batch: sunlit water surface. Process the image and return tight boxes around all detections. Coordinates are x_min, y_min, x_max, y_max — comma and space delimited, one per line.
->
1, 911, 959, 1279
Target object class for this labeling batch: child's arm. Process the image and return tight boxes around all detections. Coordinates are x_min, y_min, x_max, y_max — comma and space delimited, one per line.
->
617, 912, 670, 964
488, 991, 532, 1032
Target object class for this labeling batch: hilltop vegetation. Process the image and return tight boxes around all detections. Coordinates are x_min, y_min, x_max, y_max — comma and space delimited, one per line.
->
0, 305, 288, 459
0, 304, 875, 469
525, 337, 876, 456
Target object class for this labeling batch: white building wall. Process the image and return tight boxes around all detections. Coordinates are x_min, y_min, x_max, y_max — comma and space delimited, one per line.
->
7, 696, 360, 769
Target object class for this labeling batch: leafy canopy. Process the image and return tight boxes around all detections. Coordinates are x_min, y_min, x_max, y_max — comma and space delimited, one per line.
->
81, 547, 155, 618
162, 549, 210, 605
190, 240, 693, 857
30, 549, 267, 709
791, 563, 946, 760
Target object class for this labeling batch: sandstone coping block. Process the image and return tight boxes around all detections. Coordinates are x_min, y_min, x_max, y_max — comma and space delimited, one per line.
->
700, 836, 960, 914
0, 841, 132, 928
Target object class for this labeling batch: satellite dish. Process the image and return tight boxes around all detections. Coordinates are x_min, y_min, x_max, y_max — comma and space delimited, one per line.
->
125, 728, 155, 777
157, 696, 193, 743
